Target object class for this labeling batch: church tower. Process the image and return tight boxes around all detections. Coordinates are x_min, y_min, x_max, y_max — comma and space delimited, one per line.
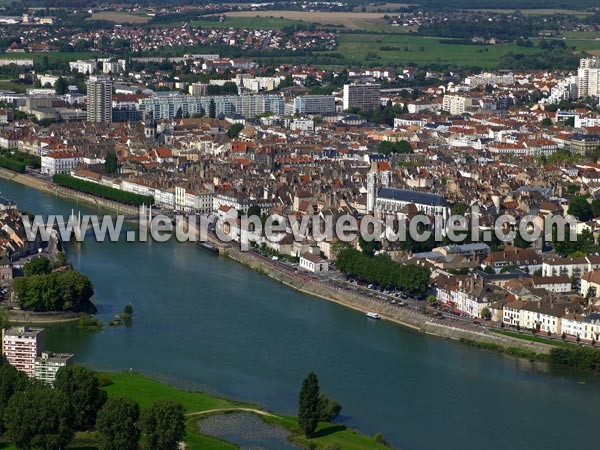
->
367, 170, 378, 214
144, 110, 157, 141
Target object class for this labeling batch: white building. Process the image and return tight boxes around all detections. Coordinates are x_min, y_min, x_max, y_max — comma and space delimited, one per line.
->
69, 59, 97, 75
577, 57, 600, 98
34, 351, 73, 385
442, 95, 473, 115
2, 326, 45, 377
41, 150, 83, 176
299, 252, 329, 273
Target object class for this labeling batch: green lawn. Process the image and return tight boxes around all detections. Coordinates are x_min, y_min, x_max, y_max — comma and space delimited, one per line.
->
491, 329, 578, 348
265, 416, 391, 450
100, 371, 243, 411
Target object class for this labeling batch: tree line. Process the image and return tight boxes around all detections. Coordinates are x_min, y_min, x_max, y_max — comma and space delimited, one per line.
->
335, 247, 431, 294
0, 364, 185, 450
52, 174, 154, 207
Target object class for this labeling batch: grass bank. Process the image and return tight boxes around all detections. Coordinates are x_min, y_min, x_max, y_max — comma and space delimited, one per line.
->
490, 329, 578, 348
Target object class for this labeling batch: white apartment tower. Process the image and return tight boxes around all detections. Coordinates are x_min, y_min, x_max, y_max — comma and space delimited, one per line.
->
86, 75, 112, 122
577, 57, 600, 98
2, 326, 45, 377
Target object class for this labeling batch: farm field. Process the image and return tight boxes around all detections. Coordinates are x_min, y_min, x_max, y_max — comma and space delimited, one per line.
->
225, 10, 397, 31
191, 16, 304, 30
87, 11, 151, 24
329, 33, 539, 67
0, 51, 99, 65
473, 8, 594, 15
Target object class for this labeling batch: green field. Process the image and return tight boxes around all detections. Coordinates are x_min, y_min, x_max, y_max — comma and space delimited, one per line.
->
191, 15, 304, 29
0, 51, 99, 66
328, 33, 538, 67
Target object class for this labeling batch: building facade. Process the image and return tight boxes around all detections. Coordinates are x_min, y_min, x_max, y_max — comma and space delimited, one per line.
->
342, 84, 381, 111
86, 75, 112, 123
2, 326, 45, 377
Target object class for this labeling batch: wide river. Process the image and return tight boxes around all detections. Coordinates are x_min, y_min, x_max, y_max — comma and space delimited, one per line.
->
2, 179, 599, 450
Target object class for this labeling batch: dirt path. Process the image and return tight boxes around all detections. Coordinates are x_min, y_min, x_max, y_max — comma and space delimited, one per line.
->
186, 407, 276, 417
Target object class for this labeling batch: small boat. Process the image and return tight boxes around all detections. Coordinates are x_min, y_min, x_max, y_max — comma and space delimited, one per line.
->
366, 312, 381, 320
197, 241, 219, 254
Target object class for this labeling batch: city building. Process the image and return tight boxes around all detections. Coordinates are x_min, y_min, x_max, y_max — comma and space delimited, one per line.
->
86, 75, 112, 123
442, 95, 473, 115
342, 84, 381, 111
69, 59, 97, 75
2, 326, 45, 377
577, 57, 600, 98
138, 94, 285, 120
34, 351, 73, 385
292, 95, 336, 115
41, 150, 84, 176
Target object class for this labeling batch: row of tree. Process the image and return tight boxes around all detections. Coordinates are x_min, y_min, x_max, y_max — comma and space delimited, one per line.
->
0, 364, 185, 450
52, 174, 154, 207
335, 248, 431, 294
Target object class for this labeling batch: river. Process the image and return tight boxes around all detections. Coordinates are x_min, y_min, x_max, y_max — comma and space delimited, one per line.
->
2, 179, 599, 450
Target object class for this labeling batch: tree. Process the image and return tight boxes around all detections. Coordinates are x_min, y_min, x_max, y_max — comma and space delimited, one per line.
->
209, 99, 216, 119
0, 364, 30, 434
54, 365, 107, 431
317, 393, 341, 422
5, 383, 74, 450
104, 151, 118, 174
55, 77, 68, 96
141, 400, 185, 450
567, 195, 593, 221
541, 117, 553, 127
174, 107, 183, 120
23, 256, 51, 277
358, 236, 382, 257
96, 396, 140, 450
298, 372, 320, 438
246, 204, 261, 217
377, 140, 413, 155
227, 123, 244, 139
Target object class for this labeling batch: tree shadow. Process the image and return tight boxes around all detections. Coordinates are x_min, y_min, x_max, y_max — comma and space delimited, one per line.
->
313, 424, 346, 438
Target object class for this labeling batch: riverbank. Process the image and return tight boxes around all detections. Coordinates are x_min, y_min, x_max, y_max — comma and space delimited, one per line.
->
212, 241, 556, 357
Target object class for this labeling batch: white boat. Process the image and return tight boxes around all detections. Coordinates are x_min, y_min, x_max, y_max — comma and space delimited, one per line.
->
366, 312, 381, 319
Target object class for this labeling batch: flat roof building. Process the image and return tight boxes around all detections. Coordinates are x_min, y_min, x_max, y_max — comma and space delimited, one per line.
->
2, 326, 45, 377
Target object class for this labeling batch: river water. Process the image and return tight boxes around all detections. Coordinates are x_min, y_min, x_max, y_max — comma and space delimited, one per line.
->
2, 179, 598, 450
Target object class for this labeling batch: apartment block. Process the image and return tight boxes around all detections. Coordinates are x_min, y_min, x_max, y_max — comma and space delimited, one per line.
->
2, 326, 45, 377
